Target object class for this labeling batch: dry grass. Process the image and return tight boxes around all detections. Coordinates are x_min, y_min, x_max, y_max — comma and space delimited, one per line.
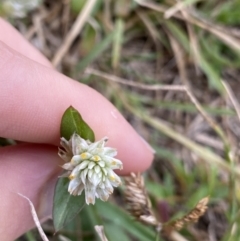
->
2, 0, 240, 240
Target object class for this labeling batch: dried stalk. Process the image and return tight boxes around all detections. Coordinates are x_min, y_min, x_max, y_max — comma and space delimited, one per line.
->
124, 173, 209, 239
18, 193, 49, 241
52, 0, 97, 67
95, 226, 109, 241
167, 197, 209, 231
124, 173, 162, 231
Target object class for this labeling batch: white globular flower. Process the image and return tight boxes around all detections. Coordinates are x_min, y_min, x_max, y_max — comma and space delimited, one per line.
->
58, 133, 123, 205
2, 0, 42, 18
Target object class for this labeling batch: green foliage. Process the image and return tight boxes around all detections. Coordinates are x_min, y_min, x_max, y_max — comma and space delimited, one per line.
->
75, 30, 116, 73
95, 201, 157, 241
12, 0, 240, 240
70, 0, 102, 15
53, 178, 85, 232
53, 106, 95, 232
60, 106, 95, 141
70, 0, 85, 14
215, 1, 240, 25
79, 24, 98, 56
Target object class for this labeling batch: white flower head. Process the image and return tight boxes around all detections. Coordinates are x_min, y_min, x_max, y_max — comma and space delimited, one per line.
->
2, 0, 42, 18
58, 133, 123, 205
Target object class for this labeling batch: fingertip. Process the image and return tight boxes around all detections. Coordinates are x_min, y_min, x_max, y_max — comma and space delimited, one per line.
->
115, 134, 154, 175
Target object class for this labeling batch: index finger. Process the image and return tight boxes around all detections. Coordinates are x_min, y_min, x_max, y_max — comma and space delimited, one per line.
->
0, 41, 153, 173
0, 18, 51, 67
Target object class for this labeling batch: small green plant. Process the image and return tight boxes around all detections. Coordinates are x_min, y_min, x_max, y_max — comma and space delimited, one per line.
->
53, 106, 123, 231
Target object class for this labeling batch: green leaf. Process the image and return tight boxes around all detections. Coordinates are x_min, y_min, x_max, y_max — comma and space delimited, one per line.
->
112, 18, 124, 70
70, 0, 85, 14
60, 106, 95, 141
96, 201, 156, 241
75, 30, 116, 73
79, 24, 98, 57
53, 178, 85, 232
198, 53, 224, 94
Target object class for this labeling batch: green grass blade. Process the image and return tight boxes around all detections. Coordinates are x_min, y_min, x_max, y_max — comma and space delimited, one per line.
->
112, 18, 125, 70
96, 201, 156, 241
75, 30, 116, 72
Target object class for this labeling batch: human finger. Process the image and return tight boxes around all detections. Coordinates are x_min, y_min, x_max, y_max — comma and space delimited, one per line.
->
0, 17, 51, 67
0, 144, 62, 241
0, 41, 153, 174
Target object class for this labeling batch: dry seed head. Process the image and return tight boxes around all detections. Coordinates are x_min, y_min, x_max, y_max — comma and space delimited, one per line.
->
124, 173, 161, 229
170, 196, 209, 231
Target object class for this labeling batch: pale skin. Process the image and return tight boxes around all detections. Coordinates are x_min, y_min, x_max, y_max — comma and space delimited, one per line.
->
0, 18, 154, 241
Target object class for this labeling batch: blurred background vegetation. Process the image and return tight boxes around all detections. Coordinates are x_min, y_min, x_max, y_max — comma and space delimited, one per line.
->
1, 0, 240, 240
